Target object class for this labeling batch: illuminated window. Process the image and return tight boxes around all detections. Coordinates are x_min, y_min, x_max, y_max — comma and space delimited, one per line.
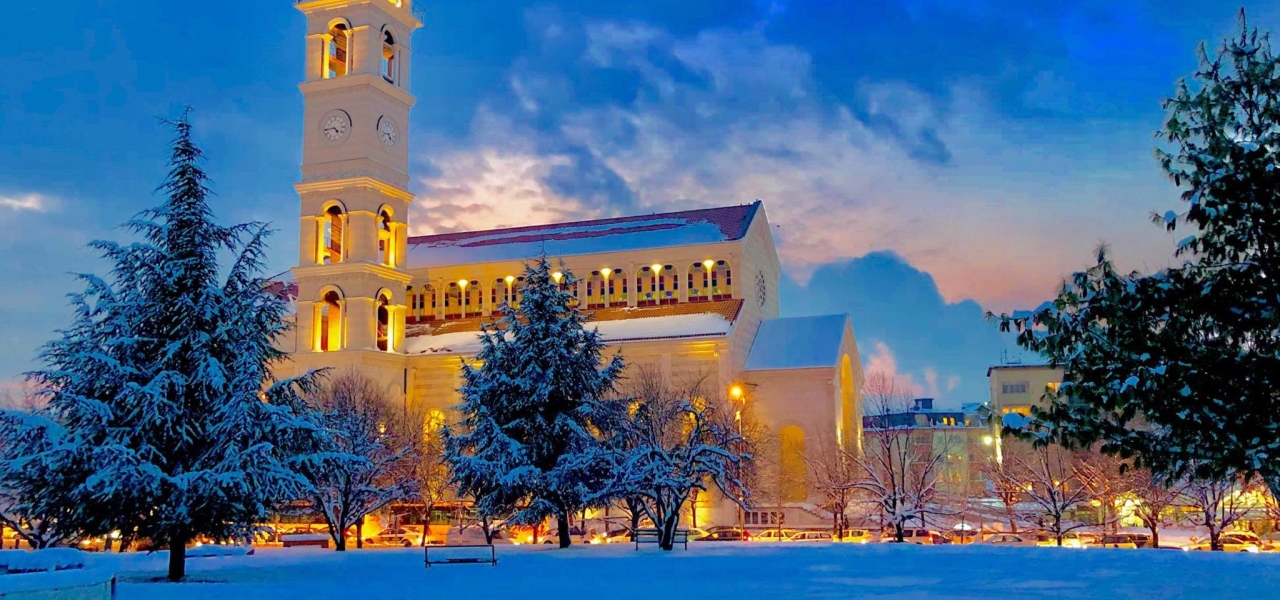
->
1002, 382, 1030, 394
319, 205, 344, 264
710, 260, 732, 299
326, 23, 350, 79
607, 269, 627, 305
317, 290, 344, 352
382, 31, 397, 83
376, 291, 392, 352
779, 425, 808, 502
421, 284, 437, 321
378, 209, 394, 266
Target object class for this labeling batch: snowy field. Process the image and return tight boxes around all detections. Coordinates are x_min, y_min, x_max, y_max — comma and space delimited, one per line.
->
98, 542, 1280, 600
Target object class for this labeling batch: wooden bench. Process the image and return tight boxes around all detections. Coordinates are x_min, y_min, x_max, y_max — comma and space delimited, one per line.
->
280, 533, 329, 549
633, 528, 690, 551
424, 544, 497, 567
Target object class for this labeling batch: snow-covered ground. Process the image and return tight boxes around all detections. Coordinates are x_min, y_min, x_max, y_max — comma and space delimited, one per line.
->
99, 542, 1280, 600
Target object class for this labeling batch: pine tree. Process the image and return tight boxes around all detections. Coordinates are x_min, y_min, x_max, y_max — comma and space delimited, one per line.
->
996, 12, 1280, 499
5, 112, 319, 581
445, 255, 624, 548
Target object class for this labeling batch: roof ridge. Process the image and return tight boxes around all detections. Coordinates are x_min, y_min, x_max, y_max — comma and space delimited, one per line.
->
408, 202, 758, 245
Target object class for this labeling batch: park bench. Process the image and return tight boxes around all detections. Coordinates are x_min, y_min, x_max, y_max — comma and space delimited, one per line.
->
633, 528, 689, 551
423, 544, 497, 567
280, 533, 329, 549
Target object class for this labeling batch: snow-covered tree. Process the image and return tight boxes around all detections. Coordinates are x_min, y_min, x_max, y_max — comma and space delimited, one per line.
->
978, 444, 1027, 534
599, 369, 748, 550
1072, 446, 1136, 534
855, 373, 952, 541
994, 12, 1280, 504
1184, 470, 1261, 551
1129, 468, 1185, 549
804, 431, 859, 540
996, 444, 1090, 546
296, 371, 417, 551
406, 404, 452, 546
445, 256, 624, 548
10, 112, 320, 581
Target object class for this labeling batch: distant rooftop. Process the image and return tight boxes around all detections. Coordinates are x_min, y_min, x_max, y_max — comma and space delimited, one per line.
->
406, 202, 761, 269
986, 364, 1059, 377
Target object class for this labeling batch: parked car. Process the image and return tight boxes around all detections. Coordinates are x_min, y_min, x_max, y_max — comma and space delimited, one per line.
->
789, 531, 832, 542
1036, 531, 1086, 548
981, 533, 1036, 547
697, 529, 750, 542
834, 529, 873, 544
751, 529, 798, 542
1184, 532, 1263, 553
945, 530, 981, 545
1096, 534, 1138, 549
883, 528, 946, 545
366, 527, 424, 547
1127, 532, 1154, 548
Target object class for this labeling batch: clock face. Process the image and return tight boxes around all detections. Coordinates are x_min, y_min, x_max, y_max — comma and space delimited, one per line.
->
321, 110, 351, 143
378, 116, 398, 148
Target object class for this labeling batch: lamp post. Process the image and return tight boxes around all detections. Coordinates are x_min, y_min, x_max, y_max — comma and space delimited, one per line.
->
730, 384, 745, 535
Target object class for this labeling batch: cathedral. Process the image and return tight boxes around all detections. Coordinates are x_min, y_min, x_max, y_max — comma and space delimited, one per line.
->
278, 0, 866, 529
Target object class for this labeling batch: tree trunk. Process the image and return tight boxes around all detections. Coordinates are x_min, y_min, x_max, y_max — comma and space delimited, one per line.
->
1149, 525, 1160, 549
356, 516, 364, 550
557, 513, 571, 549
167, 526, 189, 582
660, 513, 678, 551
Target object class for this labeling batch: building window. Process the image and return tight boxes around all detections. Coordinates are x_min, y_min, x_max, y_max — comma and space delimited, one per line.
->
326, 23, 350, 79
381, 31, 397, 83
1002, 382, 1030, 394
607, 269, 627, 305
376, 292, 391, 352
317, 290, 343, 352
421, 284, 437, 321
779, 425, 808, 502
378, 209, 394, 266
319, 205, 344, 264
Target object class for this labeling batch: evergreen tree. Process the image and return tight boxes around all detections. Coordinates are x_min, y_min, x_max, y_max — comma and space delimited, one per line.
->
997, 12, 1280, 497
4, 112, 319, 581
445, 255, 624, 548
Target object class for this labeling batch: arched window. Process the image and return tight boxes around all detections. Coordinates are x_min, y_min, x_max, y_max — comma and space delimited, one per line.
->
551, 271, 578, 308
381, 31, 397, 83
607, 269, 627, 306
326, 23, 350, 79
444, 283, 463, 319
639, 265, 676, 307
407, 285, 418, 321
778, 425, 808, 502
511, 276, 526, 308
710, 260, 733, 300
585, 271, 606, 309
463, 280, 482, 317
491, 278, 509, 309
316, 290, 344, 352
421, 284, 437, 321
378, 209, 394, 266
688, 262, 711, 302
376, 291, 392, 352
319, 205, 344, 264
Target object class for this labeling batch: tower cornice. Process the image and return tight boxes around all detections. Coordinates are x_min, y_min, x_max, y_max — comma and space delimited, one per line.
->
295, 176, 415, 204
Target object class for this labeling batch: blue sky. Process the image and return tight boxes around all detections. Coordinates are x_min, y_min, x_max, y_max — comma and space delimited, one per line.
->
1, 0, 1275, 406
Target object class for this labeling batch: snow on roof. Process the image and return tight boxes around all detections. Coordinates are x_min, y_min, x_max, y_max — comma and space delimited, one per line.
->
404, 312, 734, 356
407, 202, 760, 268
743, 314, 850, 371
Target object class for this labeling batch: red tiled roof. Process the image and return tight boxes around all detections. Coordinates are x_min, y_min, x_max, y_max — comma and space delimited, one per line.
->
408, 299, 744, 339
408, 202, 760, 248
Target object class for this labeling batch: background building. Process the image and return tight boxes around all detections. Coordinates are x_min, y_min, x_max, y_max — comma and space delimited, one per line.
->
987, 364, 1064, 417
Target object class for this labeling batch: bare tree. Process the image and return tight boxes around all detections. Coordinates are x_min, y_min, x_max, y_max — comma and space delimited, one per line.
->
601, 369, 749, 550
978, 444, 1026, 534
804, 431, 858, 539
1184, 470, 1260, 551
297, 371, 418, 551
405, 405, 452, 546
1130, 468, 1185, 549
855, 373, 950, 542
1072, 446, 1135, 534
991, 443, 1090, 546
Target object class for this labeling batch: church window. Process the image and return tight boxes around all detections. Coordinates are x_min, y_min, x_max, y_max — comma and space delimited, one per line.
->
463, 280, 482, 317
711, 260, 733, 300
326, 23, 350, 79
511, 276, 526, 308
444, 283, 462, 319
607, 270, 627, 306
378, 209, 394, 266
319, 205, 344, 264
421, 284, 437, 321
585, 271, 606, 309
376, 291, 392, 352
382, 31, 397, 83
779, 425, 808, 502
317, 290, 344, 352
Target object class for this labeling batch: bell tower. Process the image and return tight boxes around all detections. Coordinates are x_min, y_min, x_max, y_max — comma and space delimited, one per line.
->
293, 0, 422, 357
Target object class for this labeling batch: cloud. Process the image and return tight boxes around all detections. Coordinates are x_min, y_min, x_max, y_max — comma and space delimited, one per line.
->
410, 14, 1176, 313
0, 194, 47, 212
863, 341, 926, 398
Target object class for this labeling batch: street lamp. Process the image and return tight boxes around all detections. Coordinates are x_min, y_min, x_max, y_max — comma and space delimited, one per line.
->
729, 383, 746, 533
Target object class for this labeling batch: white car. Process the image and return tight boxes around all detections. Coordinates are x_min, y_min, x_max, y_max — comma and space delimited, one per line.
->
982, 533, 1037, 547
1184, 532, 1263, 553
365, 527, 424, 547
751, 529, 798, 542
789, 531, 833, 542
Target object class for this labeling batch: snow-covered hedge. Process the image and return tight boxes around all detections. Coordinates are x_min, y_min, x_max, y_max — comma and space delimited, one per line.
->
0, 550, 113, 600
0, 548, 87, 574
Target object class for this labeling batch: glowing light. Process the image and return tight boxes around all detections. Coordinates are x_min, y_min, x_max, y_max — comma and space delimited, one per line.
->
458, 279, 469, 288
982, 435, 995, 446
505, 275, 515, 284
552, 271, 563, 283
729, 385, 744, 400
601, 268, 612, 277
651, 264, 663, 274
703, 260, 715, 269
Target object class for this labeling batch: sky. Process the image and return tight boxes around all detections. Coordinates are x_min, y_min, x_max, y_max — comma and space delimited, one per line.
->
1, 0, 1276, 407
